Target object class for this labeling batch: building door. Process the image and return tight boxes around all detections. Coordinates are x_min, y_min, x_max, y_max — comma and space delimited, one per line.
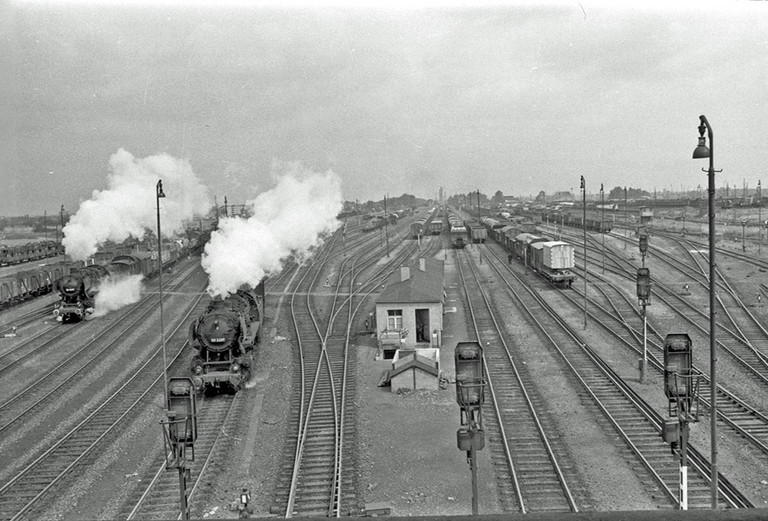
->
415, 308, 430, 343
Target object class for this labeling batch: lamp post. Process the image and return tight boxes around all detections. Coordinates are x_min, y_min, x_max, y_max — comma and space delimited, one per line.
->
156, 180, 168, 400
692, 114, 721, 509
580, 176, 587, 329
600, 183, 605, 273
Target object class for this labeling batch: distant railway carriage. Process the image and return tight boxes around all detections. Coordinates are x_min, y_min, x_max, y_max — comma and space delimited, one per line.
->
498, 225, 515, 250
362, 217, 387, 233
411, 220, 426, 239
512, 233, 548, 263
428, 219, 444, 235
466, 222, 487, 243
529, 241, 575, 286
450, 225, 467, 248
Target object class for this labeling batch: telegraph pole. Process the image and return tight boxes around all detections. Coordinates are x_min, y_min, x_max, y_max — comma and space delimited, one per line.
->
384, 195, 390, 258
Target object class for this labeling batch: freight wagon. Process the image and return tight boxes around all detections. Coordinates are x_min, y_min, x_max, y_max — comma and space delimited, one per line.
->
529, 241, 575, 286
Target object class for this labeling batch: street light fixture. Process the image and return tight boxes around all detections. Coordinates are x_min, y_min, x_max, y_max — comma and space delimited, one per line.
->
580, 176, 587, 329
692, 114, 721, 509
157, 180, 168, 400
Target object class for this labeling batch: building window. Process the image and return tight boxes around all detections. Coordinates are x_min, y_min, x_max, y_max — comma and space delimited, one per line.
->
387, 309, 403, 330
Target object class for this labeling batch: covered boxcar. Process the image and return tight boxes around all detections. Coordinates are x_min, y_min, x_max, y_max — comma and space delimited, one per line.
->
530, 241, 575, 286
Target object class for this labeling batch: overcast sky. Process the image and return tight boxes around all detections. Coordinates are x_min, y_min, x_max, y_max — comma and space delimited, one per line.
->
2, 1, 767, 216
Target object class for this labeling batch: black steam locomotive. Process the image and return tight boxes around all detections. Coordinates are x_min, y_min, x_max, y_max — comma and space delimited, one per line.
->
53, 252, 154, 323
189, 283, 264, 393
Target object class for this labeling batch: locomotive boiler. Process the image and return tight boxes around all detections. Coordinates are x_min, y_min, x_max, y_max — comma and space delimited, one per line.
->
189, 283, 264, 393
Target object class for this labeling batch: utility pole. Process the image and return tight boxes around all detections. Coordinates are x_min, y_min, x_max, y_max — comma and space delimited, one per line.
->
600, 183, 605, 273
624, 187, 628, 248
581, 176, 587, 329
384, 195, 389, 258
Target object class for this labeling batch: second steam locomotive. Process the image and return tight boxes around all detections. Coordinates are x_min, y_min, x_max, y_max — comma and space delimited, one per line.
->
189, 282, 264, 393
53, 252, 155, 323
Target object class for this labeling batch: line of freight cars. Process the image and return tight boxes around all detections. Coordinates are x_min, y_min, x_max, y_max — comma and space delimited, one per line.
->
510, 207, 613, 234
362, 210, 407, 233
410, 208, 441, 238
483, 217, 575, 286
0, 261, 78, 309
448, 211, 466, 248
444, 207, 489, 248
0, 240, 65, 266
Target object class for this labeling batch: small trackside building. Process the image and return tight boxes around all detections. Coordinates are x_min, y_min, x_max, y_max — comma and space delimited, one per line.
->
375, 257, 444, 360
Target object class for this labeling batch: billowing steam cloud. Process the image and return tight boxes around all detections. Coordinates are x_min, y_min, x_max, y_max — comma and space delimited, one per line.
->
202, 162, 343, 297
92, 275, 144, 318
63, 148, 211, 261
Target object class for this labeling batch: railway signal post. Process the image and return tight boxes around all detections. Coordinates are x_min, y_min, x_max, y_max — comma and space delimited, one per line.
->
637, 267, 651, 383
661, 334, 701, 510
160, 377, 198, 521
454, 342, 486, 515
741, 219, 747, 252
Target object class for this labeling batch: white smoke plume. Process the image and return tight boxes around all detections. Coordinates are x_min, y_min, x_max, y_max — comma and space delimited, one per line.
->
92, 275, 144, 318
63, 148, 211, 261
202, 161, 343, 297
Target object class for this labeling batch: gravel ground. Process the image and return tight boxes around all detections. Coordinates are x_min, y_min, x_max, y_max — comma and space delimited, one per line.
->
9, 221, 768, 518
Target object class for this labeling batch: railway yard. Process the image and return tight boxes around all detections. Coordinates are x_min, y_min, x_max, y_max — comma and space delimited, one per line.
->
3, 205, 768, 520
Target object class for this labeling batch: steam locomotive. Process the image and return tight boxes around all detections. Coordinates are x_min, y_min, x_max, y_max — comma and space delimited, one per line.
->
52, 252, 154, 323
189, 283, 264, 393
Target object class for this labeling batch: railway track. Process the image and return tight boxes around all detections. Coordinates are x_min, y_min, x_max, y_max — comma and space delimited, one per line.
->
0, 276, 206, 521
273, 224, 437, 517
477, 243, 751, 509
121, 392, 242, 520
273, 231, 357, 517
562, 228, 768, 393
561, 235, 768, 465
0, 263, 202, 440
455, 247, 581, 513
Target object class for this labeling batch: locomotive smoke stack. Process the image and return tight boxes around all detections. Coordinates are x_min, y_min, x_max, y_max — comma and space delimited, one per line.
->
202, 161, 343, 298
62, 148, 210, 261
